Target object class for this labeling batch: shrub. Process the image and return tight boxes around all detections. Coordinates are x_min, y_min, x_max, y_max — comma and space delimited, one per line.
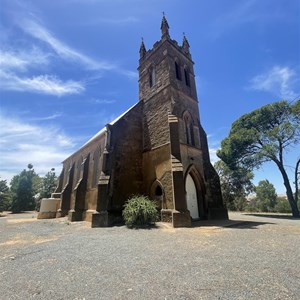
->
122, 195, 159, 227
273, 198, 292, 213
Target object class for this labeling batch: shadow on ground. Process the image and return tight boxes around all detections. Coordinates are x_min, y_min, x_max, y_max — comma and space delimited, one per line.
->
244, 213, 299, 220
192, 219, 274, 229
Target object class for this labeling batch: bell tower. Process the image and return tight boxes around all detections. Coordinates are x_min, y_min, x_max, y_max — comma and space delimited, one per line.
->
139, 16, 228, 226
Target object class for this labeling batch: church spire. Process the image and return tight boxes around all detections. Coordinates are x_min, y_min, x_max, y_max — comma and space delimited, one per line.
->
139, 38, 146, 59
160, 13, 170, 40
182, 33, 190, 54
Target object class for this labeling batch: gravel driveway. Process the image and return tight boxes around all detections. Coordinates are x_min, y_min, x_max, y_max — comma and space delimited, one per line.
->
0, 212, 299, 300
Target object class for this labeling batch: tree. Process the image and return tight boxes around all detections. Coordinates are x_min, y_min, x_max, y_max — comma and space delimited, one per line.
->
0, 178, 11, 212
10, 164, 39, 212
218, 100, 300, 217
36, 168, 57, 210
255, 180, 277, 212
214, 160, 254, 211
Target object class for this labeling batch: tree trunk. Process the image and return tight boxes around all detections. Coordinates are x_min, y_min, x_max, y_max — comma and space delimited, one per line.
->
275, 160, 300, 218
295, 159, 300, 204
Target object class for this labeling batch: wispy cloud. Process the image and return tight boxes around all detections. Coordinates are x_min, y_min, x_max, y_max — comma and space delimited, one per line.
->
29, 113, 63, 121
249, 66, 299, 100
0, 47, 50, 72
0, 113, 76, 183
210, 0, 285, 39
0, 45, 84, 96
211, 0, 257, 38
0, 71, 85, 96
19, 18, 116, 71
89, 98, 116, 104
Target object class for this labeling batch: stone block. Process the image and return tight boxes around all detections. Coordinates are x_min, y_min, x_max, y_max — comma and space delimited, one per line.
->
91, 211, 109, 227
68, 209, 83, 222
172, 210, 191, 227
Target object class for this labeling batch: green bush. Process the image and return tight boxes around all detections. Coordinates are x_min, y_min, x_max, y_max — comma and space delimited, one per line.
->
122, 195, 159, 227
273, 198, 291, 213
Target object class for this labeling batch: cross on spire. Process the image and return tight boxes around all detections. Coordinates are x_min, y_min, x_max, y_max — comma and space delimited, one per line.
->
160, 13, 170, 40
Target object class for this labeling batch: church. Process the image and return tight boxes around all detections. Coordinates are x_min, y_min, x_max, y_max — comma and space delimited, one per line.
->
53, 16, 228, 227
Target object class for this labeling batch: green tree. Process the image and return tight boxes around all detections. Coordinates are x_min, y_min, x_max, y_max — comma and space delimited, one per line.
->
255, 180, 277, 212
10, 164, 39, 212
0, 178, 11, 211
214, 160, 254, 211
218, 100, 300, 217
36, 168, 57, 210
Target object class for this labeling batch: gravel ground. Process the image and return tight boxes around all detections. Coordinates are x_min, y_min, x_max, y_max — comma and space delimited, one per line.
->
0, 211, 299, 300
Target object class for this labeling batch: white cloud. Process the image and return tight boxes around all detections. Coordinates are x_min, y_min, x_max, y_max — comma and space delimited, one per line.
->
29, 113, 63, 121
19, 18, 116, 71
0, 47, 50, 72
249, 66, 299, 100
0, 71, 85, 96
89, 98, 116, 104
0, 114, 76, 183
209, 148, 220, 165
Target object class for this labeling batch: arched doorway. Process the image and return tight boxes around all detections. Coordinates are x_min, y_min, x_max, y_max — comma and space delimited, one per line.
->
185, 173, 199, 219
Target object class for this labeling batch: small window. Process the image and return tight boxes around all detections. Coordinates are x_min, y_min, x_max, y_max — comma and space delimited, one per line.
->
149, 68, 156, 87
175, 61, 181, 80
155, 185, 163, 196
184, 69, 190, 86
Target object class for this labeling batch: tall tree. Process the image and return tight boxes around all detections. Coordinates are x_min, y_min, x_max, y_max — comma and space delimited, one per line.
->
0, 178, 11, 212
218, 100, 300, 217
40, 168, 57, 199
255, 180, 277, 212
214, 160, 254, 211
10, 164, 39, 212
36, 168, 58, 210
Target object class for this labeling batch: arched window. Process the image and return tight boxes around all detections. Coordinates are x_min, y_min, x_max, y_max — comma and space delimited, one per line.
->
92, 148, 100, 187
155, 185, 163, 197
149, 67, 156, 87
183, 112, 195, 146
76, 156, 83, 184
184, 68, 190, 87
175, 61, 181, 80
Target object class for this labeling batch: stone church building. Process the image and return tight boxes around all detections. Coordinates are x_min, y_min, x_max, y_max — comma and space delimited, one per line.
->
53, 16, 228, 227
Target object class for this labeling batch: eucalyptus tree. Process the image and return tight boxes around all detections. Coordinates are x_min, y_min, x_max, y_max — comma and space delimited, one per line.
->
218, 100, 300, 217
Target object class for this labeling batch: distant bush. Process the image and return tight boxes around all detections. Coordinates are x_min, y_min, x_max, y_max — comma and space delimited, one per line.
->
273, 198, 291, 213
245, 196, 292, 214
122, 195, 159, 228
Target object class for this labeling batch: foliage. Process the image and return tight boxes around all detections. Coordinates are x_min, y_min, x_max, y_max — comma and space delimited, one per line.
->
36, 168, 57, 211
122, 195, 159, 227
255, 180, 277, 212
273, 197, 292, 213
10, 164, 39, 213
0, 178, 11, 211
214, 160, 254, 211
217, 100, 300, 217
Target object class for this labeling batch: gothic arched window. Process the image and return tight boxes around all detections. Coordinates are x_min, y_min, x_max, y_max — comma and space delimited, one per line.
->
175, 61, 182, 80
149, 67, 156, 87
183, 112, 195, 146
92, 148, 100, 187
184, 68, 190, 87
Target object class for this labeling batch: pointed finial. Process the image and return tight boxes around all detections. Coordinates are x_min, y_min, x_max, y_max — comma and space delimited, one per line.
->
139, 37, 146, 58
161, 13, 170, 40
182, 33, 190, 53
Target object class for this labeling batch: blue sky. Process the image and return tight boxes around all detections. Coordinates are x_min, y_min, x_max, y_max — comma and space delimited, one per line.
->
0, 0, 299, 194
